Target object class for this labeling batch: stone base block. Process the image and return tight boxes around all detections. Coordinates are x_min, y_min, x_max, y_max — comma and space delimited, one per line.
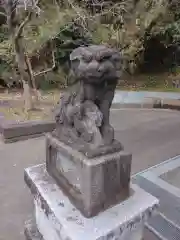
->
25, 164, 159, 240
46, 133, 132, 217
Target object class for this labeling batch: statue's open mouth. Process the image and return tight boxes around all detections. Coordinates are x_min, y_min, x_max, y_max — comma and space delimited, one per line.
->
85, 71, 117, 82
85, 71, 105, 78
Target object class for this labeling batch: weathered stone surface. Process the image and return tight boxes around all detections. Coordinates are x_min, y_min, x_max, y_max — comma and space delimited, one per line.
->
25, 219, 44, 240
46, 133, 131, 217
24, 164, 159, 240
1, 120, 55, 142
53, 45, 123, 157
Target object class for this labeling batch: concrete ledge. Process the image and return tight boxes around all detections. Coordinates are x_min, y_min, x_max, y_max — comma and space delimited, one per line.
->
161, 99, 180, 110
112, 99, 161, 110
0, 119, 55, 143
112, 103, 145, 109
1, 132, 44, 143
112, 97, 180, 111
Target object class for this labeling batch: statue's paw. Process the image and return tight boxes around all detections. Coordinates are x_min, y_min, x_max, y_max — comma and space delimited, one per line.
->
55, 115, 59, 123
73, 104, 83, 120
101, 124, 114, 145
81, 132, 93, 143
72, 128, 79, 137
95, 111, 103, 127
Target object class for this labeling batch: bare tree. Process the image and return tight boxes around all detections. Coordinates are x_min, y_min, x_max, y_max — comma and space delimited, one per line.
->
0, 0, 170, 110
67, 0, 169, 73
1, 0, 56, 111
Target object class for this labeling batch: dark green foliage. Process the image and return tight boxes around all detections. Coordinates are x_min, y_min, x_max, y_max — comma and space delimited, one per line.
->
161, 21, 180, 46
140, 1, 180, 73
0, 7, 6, 26
2, 0, 180, 89
0, 60, 10, 76
0, 25, 9, 43
144, 76, 158, 88
54, 21, 93, 72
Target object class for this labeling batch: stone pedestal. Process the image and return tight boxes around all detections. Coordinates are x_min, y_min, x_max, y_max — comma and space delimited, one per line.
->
24, 164, 159, 240
46, 134, 131, 218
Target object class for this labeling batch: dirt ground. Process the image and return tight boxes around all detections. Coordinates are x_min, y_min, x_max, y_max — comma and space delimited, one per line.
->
0, 90, 60, 122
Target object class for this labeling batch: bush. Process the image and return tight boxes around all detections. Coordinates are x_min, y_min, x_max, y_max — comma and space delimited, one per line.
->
54, 21, 93, 71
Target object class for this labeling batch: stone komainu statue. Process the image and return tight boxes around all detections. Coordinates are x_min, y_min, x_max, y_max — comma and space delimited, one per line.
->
53, 45, 123, 157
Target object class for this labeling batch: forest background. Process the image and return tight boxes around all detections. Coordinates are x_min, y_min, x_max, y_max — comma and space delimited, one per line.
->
0, 0, 180, 115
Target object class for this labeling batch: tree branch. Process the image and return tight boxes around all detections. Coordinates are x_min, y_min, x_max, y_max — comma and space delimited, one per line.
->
0, 11, 7, 17
67, 0, 88, 30
14, 10, 33, 40
33, 50, 56, 77
14, 0, 41, 40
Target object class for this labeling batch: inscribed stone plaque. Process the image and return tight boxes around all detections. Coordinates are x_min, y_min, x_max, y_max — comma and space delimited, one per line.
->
55, 151, 81, 192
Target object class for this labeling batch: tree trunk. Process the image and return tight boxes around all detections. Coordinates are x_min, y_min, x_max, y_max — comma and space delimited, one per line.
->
14, 36, 33, 111
25, 53, 41, 104
6, 0, 37, 111
22, 80, 33, 111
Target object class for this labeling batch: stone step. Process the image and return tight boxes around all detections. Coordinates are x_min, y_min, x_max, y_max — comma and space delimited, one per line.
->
144, 226, 161, 240
24, 164, 158, 240
24, 219, 162, 240
24, 219, 163, 240
146, 213, 180, 240
134, 175, 180, 226
133, 174, 180, 240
